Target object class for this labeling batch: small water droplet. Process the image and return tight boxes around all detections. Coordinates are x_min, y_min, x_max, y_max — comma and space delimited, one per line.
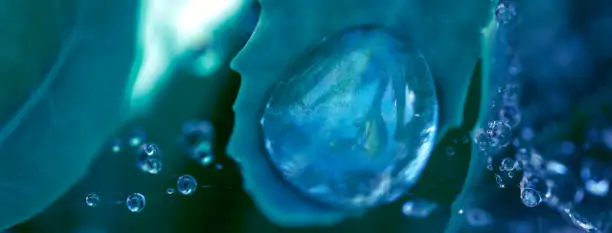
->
446, 146, 455, 156
177, 174, 198, 195
495, 2, 516, 24
180, 120, 216, 166
495, 174, 506, 188
166, 188, 175, 195
126, 193, 146, 213
465, 208, 492, 227
85, 193, 99, 207
520, 188, 542, 207
500, 157, 518, 172
401, 199, 438, 218
137, 143, 163, 174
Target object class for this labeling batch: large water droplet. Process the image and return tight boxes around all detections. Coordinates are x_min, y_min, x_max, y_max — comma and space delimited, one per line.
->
126, 193, 146, 213
520, 188, 542, 208
260, 26, 438, 208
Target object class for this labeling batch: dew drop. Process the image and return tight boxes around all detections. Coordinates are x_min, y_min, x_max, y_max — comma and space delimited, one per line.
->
495, 174, 506, 188
465, 208, 492, 227
520, 188, 542, 208
500, 157, 518, 172
180, 120, 216, 166
499, 105, 521, 128
401, 199, 438, 218
495, 2, 516, 24
85, 193, 99, 207
446, 146, 456, 156
260, 26, 438, 208
137, 143, 163, 174
166, 188, 175, 195
177, 174, 198, 195
126, 193, 146, 213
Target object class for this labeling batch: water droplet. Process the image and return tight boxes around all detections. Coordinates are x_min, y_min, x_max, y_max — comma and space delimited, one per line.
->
488, 120, 512, 147
446, 146, 455, 156
581, 160, 610, 197
500, 157, 518, 172
177, 174, 198, 195
126, 193, 146, 213
180, 120, 216, 166
495, 2, 516, 24
546, 160, 568, 175
166, 188, 175, 195
260, 27, 438, 208
465, 208, 492, 227
520, 188, 542, 207
486, 157, 494, 171
137, 143, 163, 174
401, 199, 438, 218
495, 174, 506, 188
128, 128, 147, 147
499, 105, 521, 128
85, 193, 99, 207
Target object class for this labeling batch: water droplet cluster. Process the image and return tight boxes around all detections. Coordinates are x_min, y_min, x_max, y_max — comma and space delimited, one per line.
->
474, 1, 612, 231
84, 120, 221, 213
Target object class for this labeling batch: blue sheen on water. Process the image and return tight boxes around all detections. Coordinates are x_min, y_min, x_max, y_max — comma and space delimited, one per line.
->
126, 193, 146, 213
177, 174, 198, 195
261, 27, 438, 208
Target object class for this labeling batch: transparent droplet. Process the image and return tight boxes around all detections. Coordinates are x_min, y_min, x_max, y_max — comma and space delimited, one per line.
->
465, 208, 492, 227
126, 193, 146, 213
499, 105, 521, 128
180, 120, 216, 166
446, 146, 456, 156
495, 174, 506, 188
85, 193, 99, 207
545, 174, 585, 207
401, 199, 438, 218
520, 188, 542, 208
488, 120, 512, 147
500, 157, 518, 172
495, 2, 516, 24
260, 27, 438, 208
166, 188, 176, 195
177, 174, 198, 195
137, 143, 163, 174
581, 160, 610, 197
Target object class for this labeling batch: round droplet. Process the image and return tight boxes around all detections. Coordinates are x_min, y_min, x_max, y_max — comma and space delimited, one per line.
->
521, 188, 542, 208
488, 120, 512, 148
401, 199, 438, 218
126, 193, 146, 213
261, 26, 438, 208
180, 120, 216, 166
495, 2, 516, 24
166, 188, 176, 195
500, 157, 517, 172
137, 143, 163, 174
465, 208, 492, 227
499, 105, 521, 128
446, 146, 455, 156
495, 174, 505, 188
177, 174, 198, 195
85, 193, 99, 207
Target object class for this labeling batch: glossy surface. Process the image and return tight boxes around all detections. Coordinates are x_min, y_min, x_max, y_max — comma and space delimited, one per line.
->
261, 27, 438, 208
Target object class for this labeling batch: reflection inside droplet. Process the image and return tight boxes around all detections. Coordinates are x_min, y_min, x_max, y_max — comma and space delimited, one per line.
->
261, 26, 438, 208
